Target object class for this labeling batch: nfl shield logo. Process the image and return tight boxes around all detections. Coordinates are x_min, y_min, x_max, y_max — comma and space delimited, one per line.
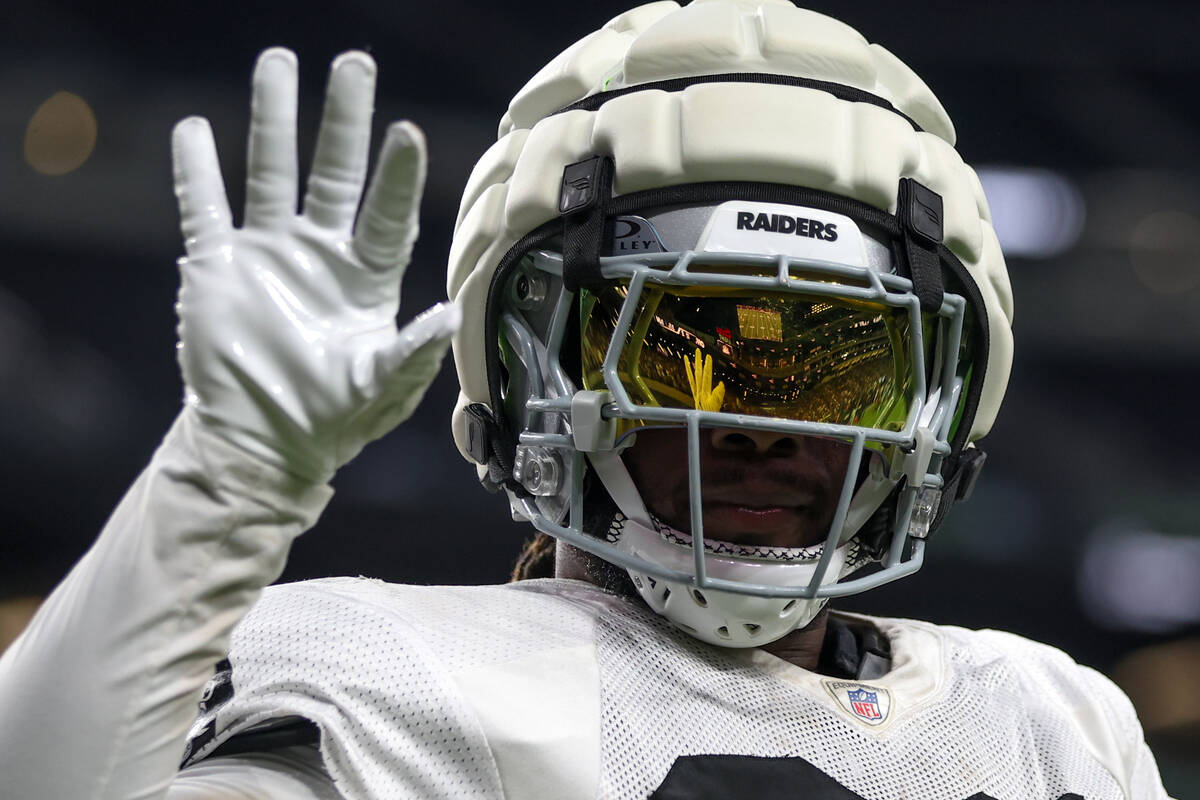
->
821, 678, 893, 726
846, 688, 882, 721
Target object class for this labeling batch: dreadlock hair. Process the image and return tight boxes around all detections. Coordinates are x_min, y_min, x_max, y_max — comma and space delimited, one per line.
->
510, 532, 557, 581
508, 476, 638, 601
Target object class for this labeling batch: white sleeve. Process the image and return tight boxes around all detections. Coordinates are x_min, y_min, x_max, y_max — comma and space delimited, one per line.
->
165, 745, 341, 800
977, 628, 1173, 800
1073, 665, 1174, 800
0, 409, 334, 800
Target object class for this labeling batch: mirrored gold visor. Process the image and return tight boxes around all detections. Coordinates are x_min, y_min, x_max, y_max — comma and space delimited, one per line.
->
581, 283, 930, 433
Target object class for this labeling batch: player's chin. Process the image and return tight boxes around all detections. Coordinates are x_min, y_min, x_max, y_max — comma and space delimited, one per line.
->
700, 503, 830, 550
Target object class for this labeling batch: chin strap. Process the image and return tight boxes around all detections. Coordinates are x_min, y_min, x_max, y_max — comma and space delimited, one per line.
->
930, 446, 987, 532
463, 402, 531, 497
854, 444, 986, 560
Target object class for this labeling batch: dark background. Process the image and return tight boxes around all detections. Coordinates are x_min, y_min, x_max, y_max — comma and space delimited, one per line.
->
1, 0, 1197, 791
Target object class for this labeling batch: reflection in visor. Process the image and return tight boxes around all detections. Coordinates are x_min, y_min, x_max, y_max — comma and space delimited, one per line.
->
581, 284, 926, 433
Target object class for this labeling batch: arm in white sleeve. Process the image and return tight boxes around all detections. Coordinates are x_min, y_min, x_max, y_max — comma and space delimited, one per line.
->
167, 747, 340, 800
0, 46, 452, 800
0, 409, 333, 800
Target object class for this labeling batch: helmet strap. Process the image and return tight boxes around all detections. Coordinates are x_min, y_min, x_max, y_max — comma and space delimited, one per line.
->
896, 177, 946, 313
559, 156, 616, 293
929, 446, 988, 533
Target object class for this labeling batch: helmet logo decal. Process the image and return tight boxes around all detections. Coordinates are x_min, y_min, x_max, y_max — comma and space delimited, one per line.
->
821, 679, 893, 728
609, 215, 667, 255
684, 348, 725, 413
696, 201, 869, 266
736, 211, 838, 241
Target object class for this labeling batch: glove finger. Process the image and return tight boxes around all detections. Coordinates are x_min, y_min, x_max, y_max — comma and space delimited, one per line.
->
375, 301, 461, 380
302, 50, 376, 232
352, 120, 426, 274
244, 48, 300, 228
171, 116, 233, 255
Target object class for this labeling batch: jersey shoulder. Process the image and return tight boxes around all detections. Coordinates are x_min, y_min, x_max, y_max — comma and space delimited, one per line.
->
181, 577, 628, 799
950, 624, 1138, 725
878, 616, 1158, 796
877, 615, 1140, 729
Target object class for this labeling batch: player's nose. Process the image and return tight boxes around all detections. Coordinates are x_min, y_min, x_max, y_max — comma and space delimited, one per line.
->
710, 427, 802, 457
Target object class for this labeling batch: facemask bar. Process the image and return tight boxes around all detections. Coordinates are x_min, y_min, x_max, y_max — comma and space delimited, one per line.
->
506, 246, 969, 600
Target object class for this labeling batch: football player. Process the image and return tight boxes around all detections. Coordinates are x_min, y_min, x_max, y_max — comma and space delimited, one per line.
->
0, 2, 1174, 798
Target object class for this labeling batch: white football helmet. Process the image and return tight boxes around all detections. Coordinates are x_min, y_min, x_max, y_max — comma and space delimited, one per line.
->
447, 0, 1013, 648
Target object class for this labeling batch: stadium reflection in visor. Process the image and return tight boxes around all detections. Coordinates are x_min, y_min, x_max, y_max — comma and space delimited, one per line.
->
580, 283, 927, 437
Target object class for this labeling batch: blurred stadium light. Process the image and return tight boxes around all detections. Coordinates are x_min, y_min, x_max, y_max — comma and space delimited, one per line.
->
24, 90, 97, 176
1079, 521, 1200, 634
976, 167, 1085, 259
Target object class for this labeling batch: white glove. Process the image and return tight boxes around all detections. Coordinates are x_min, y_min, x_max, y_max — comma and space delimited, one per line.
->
172, 48, 460, 483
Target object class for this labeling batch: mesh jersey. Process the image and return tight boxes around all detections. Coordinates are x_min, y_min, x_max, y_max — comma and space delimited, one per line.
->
182, 577, 1167, 800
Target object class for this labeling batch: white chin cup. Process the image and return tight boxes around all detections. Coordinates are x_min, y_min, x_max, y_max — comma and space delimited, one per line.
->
618, 516, 846, 648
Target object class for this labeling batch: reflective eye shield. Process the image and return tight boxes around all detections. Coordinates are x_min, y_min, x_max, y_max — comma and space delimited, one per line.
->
580, 280, 930, 440
574, 247, 970, 454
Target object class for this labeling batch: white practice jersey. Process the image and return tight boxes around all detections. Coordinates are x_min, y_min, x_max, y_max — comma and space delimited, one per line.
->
0, 413, 1172, 800
176, 577, 1168, 800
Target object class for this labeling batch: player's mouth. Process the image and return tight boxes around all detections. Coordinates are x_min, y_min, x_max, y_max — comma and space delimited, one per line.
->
700, 496, 825, 546
700, 490, 828, 550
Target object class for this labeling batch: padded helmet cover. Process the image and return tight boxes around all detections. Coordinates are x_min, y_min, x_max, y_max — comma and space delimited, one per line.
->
447, 0, 1013, 479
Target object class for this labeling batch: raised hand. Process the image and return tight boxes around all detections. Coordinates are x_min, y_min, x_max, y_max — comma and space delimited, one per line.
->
171, 48, 459, 483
